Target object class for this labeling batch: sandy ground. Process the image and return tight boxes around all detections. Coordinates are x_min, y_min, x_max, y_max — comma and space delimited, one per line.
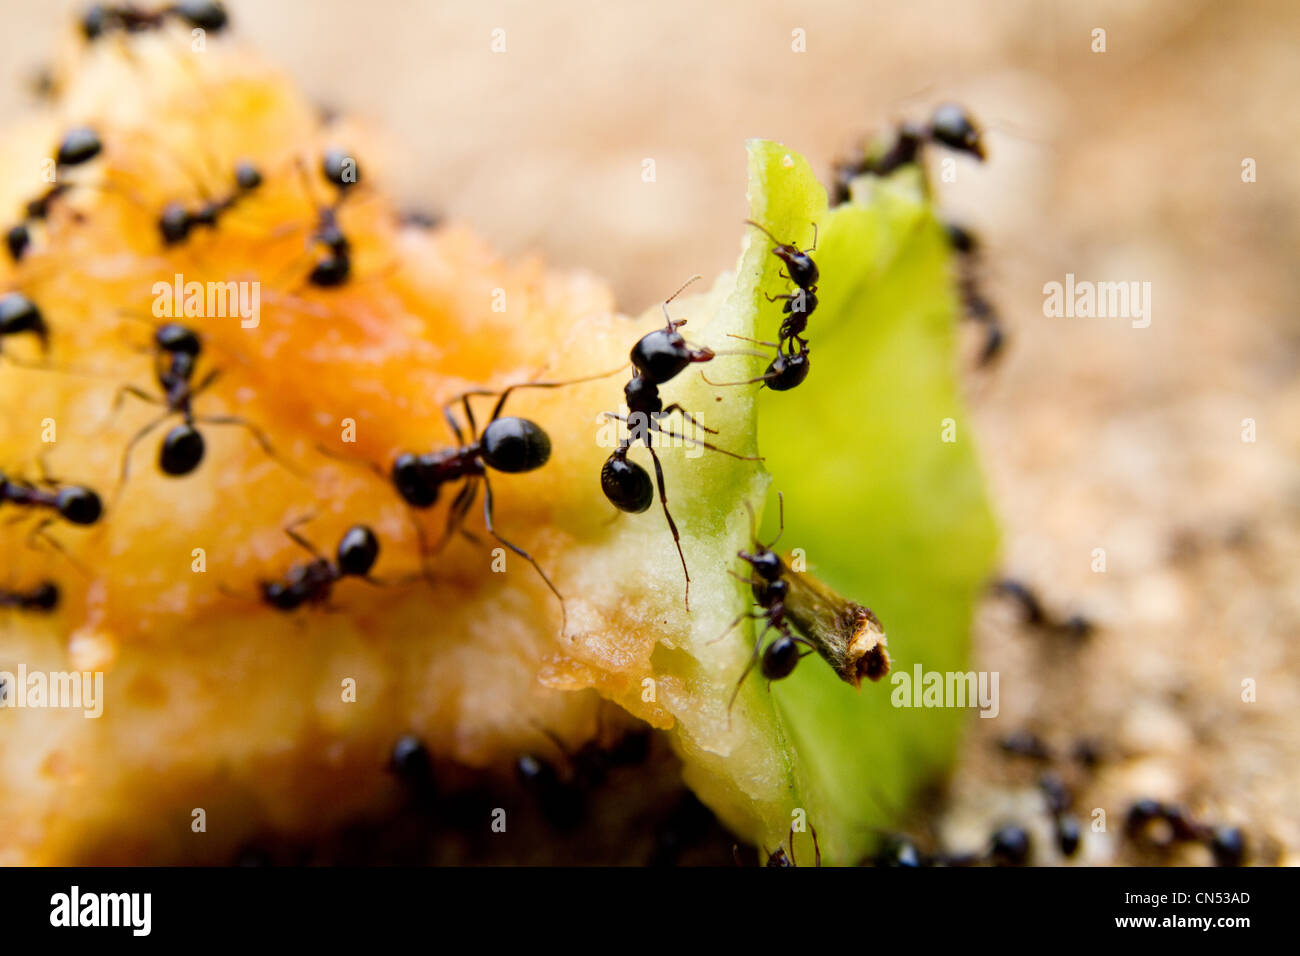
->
1, 0, 1295, 863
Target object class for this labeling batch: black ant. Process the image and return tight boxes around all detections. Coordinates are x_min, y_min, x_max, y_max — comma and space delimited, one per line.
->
258, 521, 380, 612
384, 372, 617, 627
944, 221, 1006, 367
0, 469, 104, 562
158, 160, 262, 246
600, 277, 761, 609
717, 494, 889, 711
0, 580, 60, 613
992, 578, 1094, 640
518, 724, 653, 829
80, 2, 229, 41
296, 149, 362, 287
1125, 799, 1247, 866
7, 127, 105, 261
109, 321, 284, 488
715, 494, 814, 710
745, 220, 819, 349
831, 102, 986, 203
0, 293, 50, 360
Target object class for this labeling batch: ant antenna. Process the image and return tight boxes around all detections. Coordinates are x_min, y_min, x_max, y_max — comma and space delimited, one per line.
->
767, 491, 785, 550
661, 273, 702, 324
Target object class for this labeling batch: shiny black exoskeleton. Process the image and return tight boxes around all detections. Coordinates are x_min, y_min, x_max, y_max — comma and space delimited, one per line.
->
158, 160, 262, 246
746, 219, 819, 350
259, 523, 379, 612
113, 322, 279, 485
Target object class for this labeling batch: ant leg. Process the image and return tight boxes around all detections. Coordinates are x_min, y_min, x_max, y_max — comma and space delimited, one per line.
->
26, 518, 91, 577
706, 609, 766, 646
763, 292, 795, 304
726, 332, 780, 349
431, 479, 478, 553
646, 420, 763, 461
440, 402, 467, 446
767, 491, 785, 550
195, 414, 302, 477
727, 619, 775, 714
700, 369, 775, 388
188, 368, 222, 398
807, 222, 818, 254
98, 383, 164, 433
644, 442, 690, 611
659, 404, 718, 435
116, 413, 173, 496
312, 441, 386, 480
282, 515, 324, 560
481, 472, 568, 634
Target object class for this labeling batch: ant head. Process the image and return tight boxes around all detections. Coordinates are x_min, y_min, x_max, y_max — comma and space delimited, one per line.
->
743, 548, 783, 581
763, 845, 793, 867
747, 220, 819, 288
233, 160, 262, 192
30, 581, 60, 611
174, 0, 229, 32
336, 525, 380, 577
929, 103, 985, 161
480, 417, 552, 474
56, 126, 102, 167
55, 486, 102, 525
159, 202, 193, 245
631, 327, 695, 383
261, 581, 302, 612
155, 322, 202, 356
764, 349, 810, 392
391, 454, 438, 508
159, 424, 206, 476
0, 293, 47, 340
321, 148, 362, 190
600, 452, 653, 514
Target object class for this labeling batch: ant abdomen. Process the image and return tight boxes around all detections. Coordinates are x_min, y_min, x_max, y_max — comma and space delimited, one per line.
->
763, 350, 810, 392
54, 486, 103, 525
761, 636, 800, 680
336, 525, 380, 577
601, 454, 653, 514
391, 454, 438, 508
479, 417, 551, 474
159, 424, 205, 476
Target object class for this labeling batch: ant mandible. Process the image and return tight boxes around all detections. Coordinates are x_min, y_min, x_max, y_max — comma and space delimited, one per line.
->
600, 276, 762, 609
258, 521, 381, 612
109, 321, 285, 490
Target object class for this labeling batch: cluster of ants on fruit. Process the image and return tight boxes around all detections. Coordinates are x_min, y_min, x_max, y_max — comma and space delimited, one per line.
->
5, 7, 1189, 867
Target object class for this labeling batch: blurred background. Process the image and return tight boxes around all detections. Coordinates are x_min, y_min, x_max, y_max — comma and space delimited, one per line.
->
2, 0, 1296, 862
